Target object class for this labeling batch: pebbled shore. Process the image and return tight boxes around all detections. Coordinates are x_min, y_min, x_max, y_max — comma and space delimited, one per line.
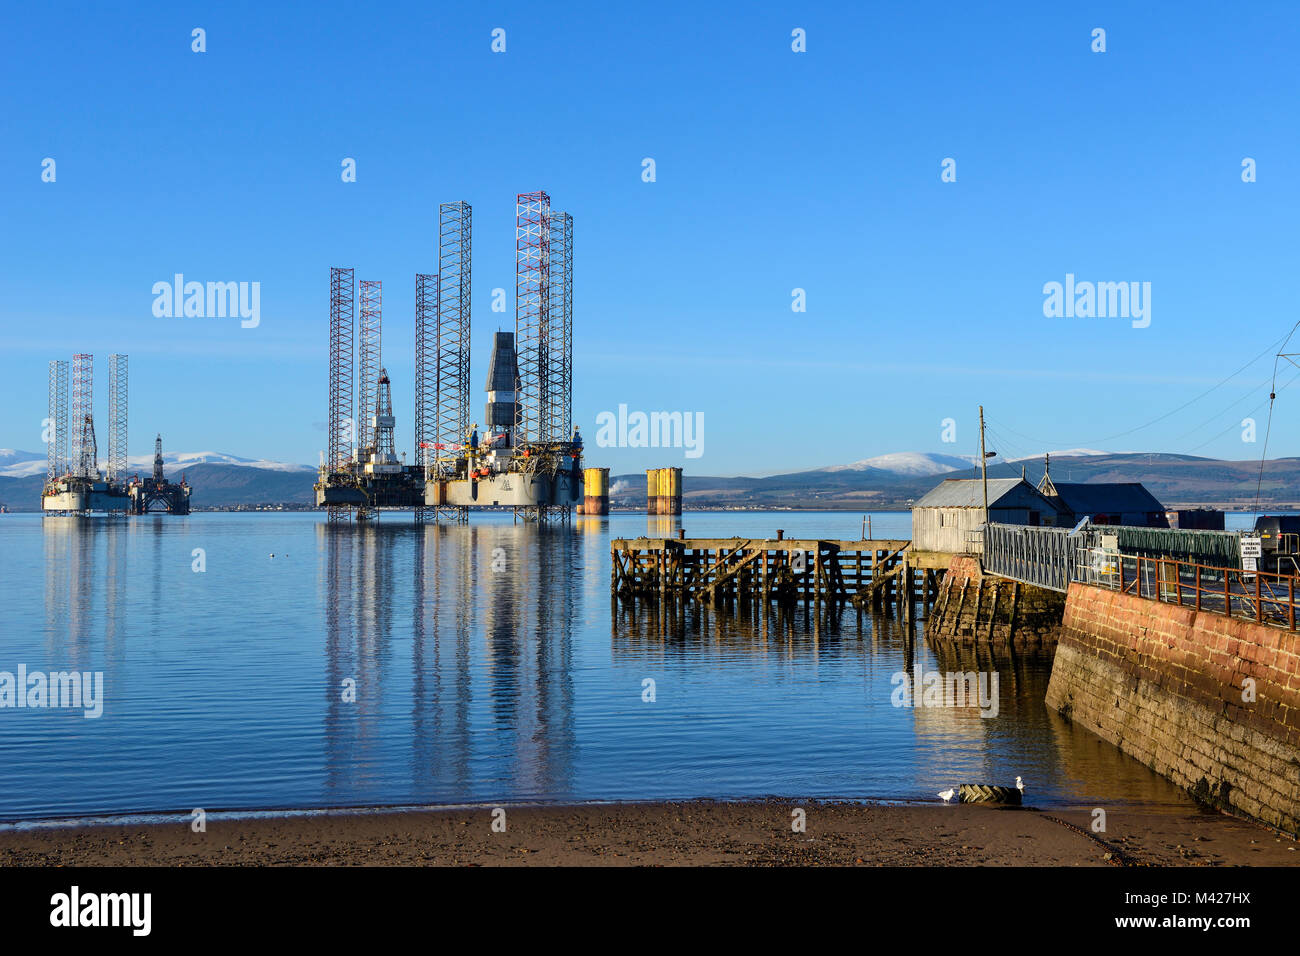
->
1, 801, 1296, 867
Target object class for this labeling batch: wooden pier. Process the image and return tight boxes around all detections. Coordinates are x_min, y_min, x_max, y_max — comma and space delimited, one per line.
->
610, 535, 936, 616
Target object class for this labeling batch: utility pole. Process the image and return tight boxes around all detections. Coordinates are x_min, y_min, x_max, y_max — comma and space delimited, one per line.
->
979, 405, 990, 528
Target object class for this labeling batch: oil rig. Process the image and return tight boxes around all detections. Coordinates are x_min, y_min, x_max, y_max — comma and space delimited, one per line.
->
314, 192, 586, 522
42, 353, 191, 515
42, 353, 130, 513
127, 434, 191, 514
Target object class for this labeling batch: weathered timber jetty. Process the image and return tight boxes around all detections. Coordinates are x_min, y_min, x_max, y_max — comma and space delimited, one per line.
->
609, 533, 937, 616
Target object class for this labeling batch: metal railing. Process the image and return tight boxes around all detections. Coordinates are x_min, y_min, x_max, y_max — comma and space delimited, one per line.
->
1083, 553, 1298, 630
982, 524, 1081, 592
983, 523, 1300, 630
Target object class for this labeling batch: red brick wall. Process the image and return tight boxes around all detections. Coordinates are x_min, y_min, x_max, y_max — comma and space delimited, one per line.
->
1047, 583, 1300, 834
1061, 584, 1300, 749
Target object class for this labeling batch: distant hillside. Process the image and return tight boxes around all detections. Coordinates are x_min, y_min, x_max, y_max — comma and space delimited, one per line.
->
0, 463, 317, 512
168, 463, 316, 506
3, 452, 1298, 513
0, 474, 42, 510
968, 453, 1300, 510
610, 453, 1300, 511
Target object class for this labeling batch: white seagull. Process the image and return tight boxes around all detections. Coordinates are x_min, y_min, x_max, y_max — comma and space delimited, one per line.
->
1015, 776, 1025, 792
938, 787, 957, 804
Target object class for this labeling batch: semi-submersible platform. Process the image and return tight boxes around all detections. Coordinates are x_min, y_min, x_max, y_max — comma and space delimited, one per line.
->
314, 191, 598, 522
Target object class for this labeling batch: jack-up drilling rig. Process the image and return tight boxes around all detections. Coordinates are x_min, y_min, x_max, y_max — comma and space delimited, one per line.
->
42, 354, 195, 515
42, 353, 131, 513
315, 193, 586, 522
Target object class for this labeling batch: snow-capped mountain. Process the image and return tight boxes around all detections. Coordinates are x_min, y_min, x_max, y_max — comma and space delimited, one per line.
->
1010, 448, 1109, 461
820, 449, 1110, 478
821, 452, 978, 476
0, 448, 46, 465
0, 449, 313, 478
124, 451, 314, 473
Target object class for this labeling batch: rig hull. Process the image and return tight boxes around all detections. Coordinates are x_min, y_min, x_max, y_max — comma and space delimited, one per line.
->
432, 470, 582, 508
314, 465, 426, 508
42, 479, 130, 513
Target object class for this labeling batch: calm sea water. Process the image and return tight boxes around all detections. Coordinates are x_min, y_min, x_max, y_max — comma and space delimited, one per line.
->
0, 510, 1209, 823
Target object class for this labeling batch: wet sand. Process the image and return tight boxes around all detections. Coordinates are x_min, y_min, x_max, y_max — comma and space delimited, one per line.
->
1, 800, 1296, 866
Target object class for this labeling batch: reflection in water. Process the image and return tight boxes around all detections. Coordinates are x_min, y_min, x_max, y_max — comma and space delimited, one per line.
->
412, 524, 473, 794
43, 516, 73, 655
322, 524, 356, 797
611, 594, 1191, 809
918, 635, 1189, 808
104, 519, 127, 664
0, 512, 1203, 819
486, 526, 577, 796
41, 516, 129, 674
1041, 700, 1190, 810
321, 524, 398, 796
645, 515, 683, 539
320, 521, 579, 806
612, 593, 887, 659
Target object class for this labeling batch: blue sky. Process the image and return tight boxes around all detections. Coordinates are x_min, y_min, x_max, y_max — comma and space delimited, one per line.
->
3, 1, 1299, 476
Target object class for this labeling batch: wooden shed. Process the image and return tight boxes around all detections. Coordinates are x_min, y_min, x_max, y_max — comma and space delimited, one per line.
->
911, 477, 1061, 556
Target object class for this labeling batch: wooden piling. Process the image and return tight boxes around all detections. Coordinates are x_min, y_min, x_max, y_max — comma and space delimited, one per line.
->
611, 536, 912, 611
986, 584, 999, 641
1007, 581, 1021, 641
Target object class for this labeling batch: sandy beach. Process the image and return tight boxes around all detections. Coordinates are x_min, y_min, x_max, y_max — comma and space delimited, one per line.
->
2, 800, 1295, 867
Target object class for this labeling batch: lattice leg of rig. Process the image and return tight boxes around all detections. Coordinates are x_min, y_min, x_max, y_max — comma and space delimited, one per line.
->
514, 504, 571, 524
357, 281, 382, 454
416, 504, 468, 523
327, 505, 352, 524
546, 212, 572, 442
551, 505, 572, 525
514, 191, 550, 444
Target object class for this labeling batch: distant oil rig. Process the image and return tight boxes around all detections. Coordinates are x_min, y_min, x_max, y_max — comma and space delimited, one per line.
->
42, 353, 190, 515
315, 192, 595, 522
130, 433, 191, 514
